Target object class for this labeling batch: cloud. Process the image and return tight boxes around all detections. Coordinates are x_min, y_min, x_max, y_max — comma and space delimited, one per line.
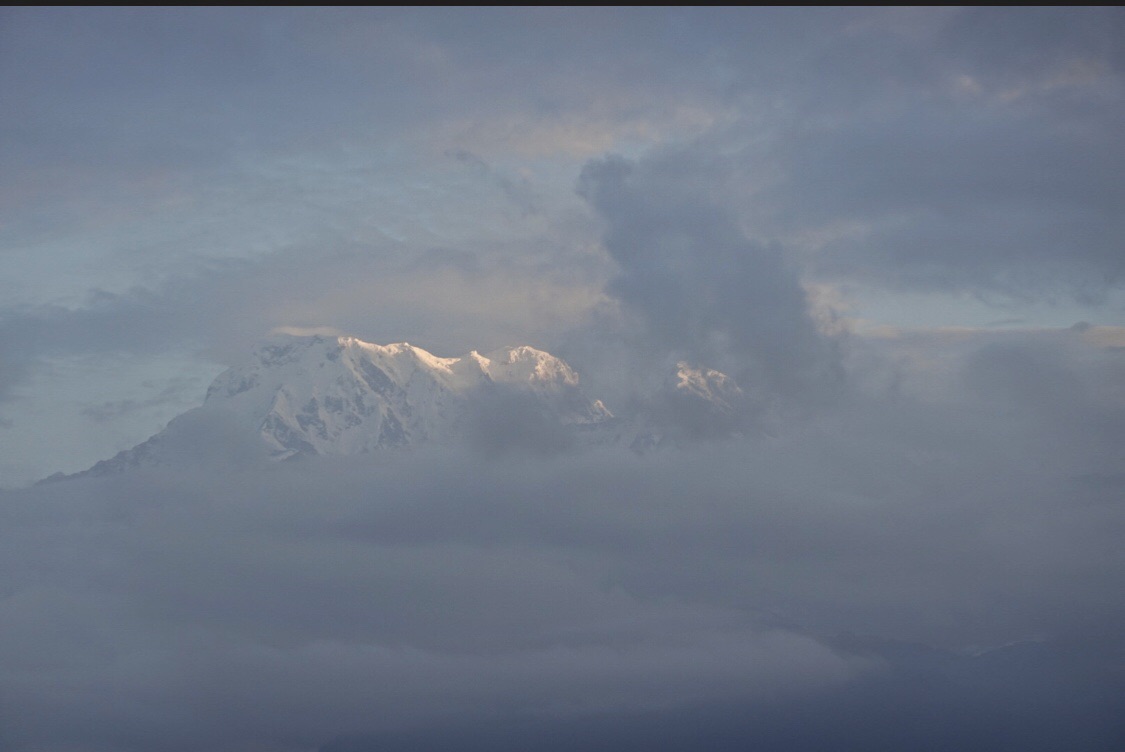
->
80, 377, 207, 423
2, 326, 1123, 749
0, 231, 602, 398
578, 151, 843, 401
720, 8, 1125, 301
459, 384, 577, 459
445, 149, 541, 217
779, 100, 1125, 299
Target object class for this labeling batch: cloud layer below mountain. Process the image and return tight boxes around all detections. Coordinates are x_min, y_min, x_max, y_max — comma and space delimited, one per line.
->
2, 326, 1123, 750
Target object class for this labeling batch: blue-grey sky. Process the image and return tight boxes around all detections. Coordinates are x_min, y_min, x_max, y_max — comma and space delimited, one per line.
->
2, 7, 1123, 483
1, 10, 1125, 751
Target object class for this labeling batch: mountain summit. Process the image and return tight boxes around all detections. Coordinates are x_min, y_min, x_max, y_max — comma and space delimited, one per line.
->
210, 334, 613, 459
74, 334, 614, 476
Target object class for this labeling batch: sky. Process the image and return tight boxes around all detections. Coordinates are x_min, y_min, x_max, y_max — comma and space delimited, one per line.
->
1, 7, 1123, 484
0, 8, 1123, 751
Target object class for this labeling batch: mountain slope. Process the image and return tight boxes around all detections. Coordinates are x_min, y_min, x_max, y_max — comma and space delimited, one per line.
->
76, 334, 614, 475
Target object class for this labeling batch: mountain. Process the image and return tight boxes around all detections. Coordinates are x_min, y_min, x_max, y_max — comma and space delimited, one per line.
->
630, 362, 750, 449
209, 334, 614, 459
72, 334, 615, 477
668, 362, 745, 412
52, 333, 749, 481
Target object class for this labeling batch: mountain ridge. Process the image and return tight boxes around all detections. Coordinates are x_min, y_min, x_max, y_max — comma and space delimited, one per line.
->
62, 334, 616, 478
48, 333, 747, 482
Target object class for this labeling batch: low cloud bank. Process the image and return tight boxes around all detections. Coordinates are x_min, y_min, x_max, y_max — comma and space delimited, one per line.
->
2, 328, 1123, 750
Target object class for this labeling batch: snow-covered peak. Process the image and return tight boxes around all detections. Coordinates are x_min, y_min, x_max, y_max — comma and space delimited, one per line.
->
214, 334, 588, 404
628, 362, 748, 451
477, 345, 581, 388
672, 362, 744, 412
60, 335, 766, 479
116, 333, 615, 466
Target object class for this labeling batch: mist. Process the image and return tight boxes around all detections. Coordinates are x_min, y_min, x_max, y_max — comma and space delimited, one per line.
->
3, 328, 1123, 750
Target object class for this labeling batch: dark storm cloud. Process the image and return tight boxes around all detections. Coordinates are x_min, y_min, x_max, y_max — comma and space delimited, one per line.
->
554, 8, 1125, 307
578, 152, 843, 401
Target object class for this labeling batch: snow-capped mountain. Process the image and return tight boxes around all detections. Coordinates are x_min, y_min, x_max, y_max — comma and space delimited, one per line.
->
213, 334, 612, 459
75, 334, 614, 476
53, 333, 753, 481
630, 362, 750, 449
669, 362, 745, 412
